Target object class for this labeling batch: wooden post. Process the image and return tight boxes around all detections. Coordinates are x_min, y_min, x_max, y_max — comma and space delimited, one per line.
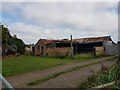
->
70, 35, 73, 56
76, 43, 77, 54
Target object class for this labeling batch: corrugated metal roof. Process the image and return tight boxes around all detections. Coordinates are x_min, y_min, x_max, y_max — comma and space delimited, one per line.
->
35, 36, 113, 45
42, 39, 72, 45
42, 39, 56, 45
74, 36, 112, 43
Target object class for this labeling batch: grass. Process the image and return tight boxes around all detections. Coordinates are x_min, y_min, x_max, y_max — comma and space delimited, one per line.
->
28, 71, 65, 86
2, 54, 108, 77
28, 58, 113, 86
79, 64, 120, 89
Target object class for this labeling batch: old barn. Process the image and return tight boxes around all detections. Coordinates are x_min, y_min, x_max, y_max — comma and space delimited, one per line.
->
34, 36, 117, 56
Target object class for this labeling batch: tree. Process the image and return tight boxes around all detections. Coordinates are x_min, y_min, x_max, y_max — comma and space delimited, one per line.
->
2, 24, 25, 54
2, 25, 12, 44
13, 38, 25, 54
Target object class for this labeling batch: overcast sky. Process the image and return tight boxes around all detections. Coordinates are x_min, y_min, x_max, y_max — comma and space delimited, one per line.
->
1, 2, 118, 44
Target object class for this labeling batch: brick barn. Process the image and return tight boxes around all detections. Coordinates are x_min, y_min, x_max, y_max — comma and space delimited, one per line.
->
34, 36, 117, 56
34, 39, 73, 56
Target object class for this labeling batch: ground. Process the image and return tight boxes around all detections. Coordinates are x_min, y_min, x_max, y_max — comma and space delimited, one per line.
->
3, 54, 100, 77
2, 55, 116, 88
29, 60, 116, 88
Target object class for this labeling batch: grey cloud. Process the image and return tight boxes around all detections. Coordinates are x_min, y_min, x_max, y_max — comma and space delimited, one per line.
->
2, 2, 118, 43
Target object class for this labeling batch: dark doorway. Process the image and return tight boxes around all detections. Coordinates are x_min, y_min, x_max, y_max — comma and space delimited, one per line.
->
41, 46, 44, 55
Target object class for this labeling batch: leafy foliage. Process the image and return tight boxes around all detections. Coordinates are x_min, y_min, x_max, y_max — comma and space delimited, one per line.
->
13, 38, 25, 54
1, 24, 25, 54
2, 25, 12, 44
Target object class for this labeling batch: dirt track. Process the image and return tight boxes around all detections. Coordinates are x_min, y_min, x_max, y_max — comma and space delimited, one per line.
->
28, 60, 116, 88
5, 57, 115, 88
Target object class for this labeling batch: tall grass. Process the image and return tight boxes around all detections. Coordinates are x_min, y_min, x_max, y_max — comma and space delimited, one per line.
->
79, 65, 120, 89
95, 65, 118, 85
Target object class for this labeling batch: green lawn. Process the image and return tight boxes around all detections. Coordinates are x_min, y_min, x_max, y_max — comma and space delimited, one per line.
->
2, 54, 102, 77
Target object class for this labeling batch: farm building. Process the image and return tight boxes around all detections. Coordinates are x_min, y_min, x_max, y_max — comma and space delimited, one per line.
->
25, 44, 34, 55
34, 39, 73, 56
34, 36, 117, 56
73, 36, 117, 55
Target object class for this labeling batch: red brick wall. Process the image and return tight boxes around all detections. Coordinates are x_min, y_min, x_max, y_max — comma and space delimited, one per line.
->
34, 40, 46, 56
45, 47, 73, 56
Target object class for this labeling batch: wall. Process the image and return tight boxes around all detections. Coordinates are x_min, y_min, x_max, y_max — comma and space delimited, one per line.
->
25, 45, 34, 55
45, 47, 73, 56
95, 46, 105, 56
104, 44, 118, 55
47, 43, 56, 48
34, 40, 46, 56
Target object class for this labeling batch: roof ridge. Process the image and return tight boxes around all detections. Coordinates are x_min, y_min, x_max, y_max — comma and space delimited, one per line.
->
76, 35, 110, 40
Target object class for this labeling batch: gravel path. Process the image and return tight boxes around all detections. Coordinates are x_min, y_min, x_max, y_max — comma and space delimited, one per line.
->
28, 59, 116, 88
5, 56, 114, 88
